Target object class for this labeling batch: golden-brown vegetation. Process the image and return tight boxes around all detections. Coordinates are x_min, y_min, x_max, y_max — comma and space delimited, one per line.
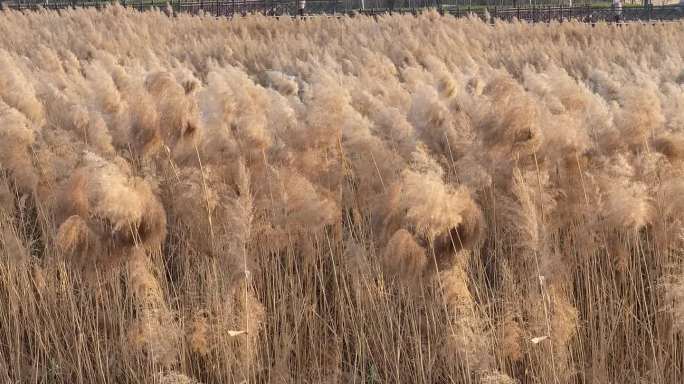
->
0, 6, 683, 383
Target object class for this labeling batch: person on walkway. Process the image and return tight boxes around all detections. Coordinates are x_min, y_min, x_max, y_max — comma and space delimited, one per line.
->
612, 0, 623, 23
298, 0, 306, 17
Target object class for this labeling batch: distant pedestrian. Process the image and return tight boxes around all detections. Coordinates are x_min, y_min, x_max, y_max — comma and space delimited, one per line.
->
612, 0, 623, 23
298, 0, 305, 17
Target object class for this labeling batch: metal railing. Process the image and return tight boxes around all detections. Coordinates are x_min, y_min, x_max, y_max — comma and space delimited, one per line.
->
449, 4, 684, 22
2, 0, 684, 22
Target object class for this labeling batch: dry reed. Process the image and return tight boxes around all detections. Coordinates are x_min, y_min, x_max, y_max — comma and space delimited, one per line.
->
0, 6, 682, 383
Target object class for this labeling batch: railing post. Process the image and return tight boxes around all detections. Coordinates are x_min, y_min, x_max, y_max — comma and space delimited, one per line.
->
570, 3, 573, 20
649, 2, 653, 21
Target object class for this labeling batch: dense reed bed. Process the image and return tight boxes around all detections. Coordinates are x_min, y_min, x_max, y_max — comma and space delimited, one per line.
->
0, 6, 683, 383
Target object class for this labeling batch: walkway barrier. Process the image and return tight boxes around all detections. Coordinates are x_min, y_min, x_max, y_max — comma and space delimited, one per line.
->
2, 1, 683, 23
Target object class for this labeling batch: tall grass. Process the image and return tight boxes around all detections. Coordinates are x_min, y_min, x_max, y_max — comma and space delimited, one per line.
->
0, 6, 683, 383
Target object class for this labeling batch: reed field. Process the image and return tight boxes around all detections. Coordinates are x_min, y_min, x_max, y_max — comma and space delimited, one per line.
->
0, 6, 683, 383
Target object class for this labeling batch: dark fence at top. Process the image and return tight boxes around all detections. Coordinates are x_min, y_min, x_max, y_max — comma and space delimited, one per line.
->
2, 0, 684, 22
2, 0, 450, 14
446, 4, 684, 22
